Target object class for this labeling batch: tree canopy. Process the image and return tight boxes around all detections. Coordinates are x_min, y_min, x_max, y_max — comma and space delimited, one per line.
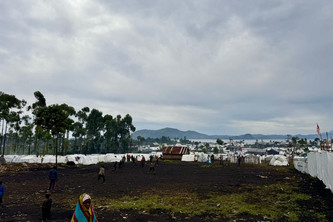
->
0, 91, 136, 156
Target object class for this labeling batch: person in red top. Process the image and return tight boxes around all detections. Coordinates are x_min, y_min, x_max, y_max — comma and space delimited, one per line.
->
141, 155, 145, 168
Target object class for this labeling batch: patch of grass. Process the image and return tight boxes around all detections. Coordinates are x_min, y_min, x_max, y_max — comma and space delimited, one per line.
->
98, 181, 328, 221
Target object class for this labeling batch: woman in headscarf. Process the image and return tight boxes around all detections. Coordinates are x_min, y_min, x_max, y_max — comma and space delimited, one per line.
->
71, 193, 98, 222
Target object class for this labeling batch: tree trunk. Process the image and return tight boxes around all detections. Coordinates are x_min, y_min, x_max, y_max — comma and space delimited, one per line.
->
44, 137, 48, 155
2, 122, 8, 156
55, 134, 58, 166
33, 133, 37, 153
61, 134, 64, 155
28, 140, 31, 155
65, 130, 69, 155
0, 118, 4, 154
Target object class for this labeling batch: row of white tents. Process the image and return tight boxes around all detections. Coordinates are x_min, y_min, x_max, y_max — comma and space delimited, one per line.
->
2, 153, 162, 165
2, 152, 289, 166
181, 153, 288, 166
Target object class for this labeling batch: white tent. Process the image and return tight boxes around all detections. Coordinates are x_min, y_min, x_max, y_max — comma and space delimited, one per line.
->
181, 154, 195, 162
269, 155, 289, 166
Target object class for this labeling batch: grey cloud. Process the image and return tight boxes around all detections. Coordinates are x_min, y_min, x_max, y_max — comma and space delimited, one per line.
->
1, 0, 333, 135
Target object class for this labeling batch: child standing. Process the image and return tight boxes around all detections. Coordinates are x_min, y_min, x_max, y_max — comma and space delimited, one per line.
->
42, 193, 52, 221
0, 181, 4, 205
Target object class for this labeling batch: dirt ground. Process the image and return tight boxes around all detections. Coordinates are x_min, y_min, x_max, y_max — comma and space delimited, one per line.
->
0, 160, 332, 222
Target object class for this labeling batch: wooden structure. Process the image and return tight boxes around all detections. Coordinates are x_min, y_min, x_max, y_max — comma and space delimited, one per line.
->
320, 141, 332, 151
320, 132, 332, 151
162, 145, 189, 160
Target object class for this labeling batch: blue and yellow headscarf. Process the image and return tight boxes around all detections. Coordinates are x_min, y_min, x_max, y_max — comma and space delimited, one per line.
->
71, 193, 97, 222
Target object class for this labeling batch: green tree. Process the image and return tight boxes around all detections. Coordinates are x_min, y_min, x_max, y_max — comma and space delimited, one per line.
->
19, 115, 34, 154
75, 107, 90, 153
85, 109, 104, 153
103, 114, 115, 152
216, 139, 224, 145
71, 121, 83, 153
35, 103, 75, 165
291, 136, 299, 158
0, 92, 26, 155
27, 91, 46, 153
119, 114, 136, 153
136, 136, 145, 145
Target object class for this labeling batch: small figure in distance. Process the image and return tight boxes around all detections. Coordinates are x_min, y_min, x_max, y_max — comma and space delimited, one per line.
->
237, 155, 242, 166
219, 155, 224, 165
98, 165, 105, 183
155, 156, 159, 167
112, 161, 118, 172
131, 155, 136, 166
149, 162, 156, 175
71, 193, 98, 222
141, 155, 146, 168
211, 154, 215, 164
42, 193, 52, 222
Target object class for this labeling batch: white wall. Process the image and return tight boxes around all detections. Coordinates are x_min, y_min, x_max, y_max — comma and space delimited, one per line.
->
294, 151, 333, 193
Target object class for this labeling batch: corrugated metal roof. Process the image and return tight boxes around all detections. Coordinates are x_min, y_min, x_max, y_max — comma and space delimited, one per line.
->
162, 146, 189, 155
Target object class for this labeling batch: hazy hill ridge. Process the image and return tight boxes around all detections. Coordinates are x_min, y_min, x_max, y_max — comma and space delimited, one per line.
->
131, 127, 326, 140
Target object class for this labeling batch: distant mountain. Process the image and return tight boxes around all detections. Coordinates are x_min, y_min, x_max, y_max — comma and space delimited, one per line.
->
131, 127, 327, 140
131, 127, 209, 139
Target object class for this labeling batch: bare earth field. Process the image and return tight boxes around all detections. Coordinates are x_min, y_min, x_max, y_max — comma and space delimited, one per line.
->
0, 160, 332, 221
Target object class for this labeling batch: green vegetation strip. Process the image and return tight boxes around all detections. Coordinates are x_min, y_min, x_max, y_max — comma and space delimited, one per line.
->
96, 183, 327, 221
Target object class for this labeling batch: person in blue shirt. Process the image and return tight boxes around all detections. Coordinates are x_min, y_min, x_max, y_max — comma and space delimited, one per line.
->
48, 166, 58, 191
0, 181, 4, 205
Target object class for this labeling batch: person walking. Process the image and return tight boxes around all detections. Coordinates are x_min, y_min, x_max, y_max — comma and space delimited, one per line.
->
131, 155, 136, 166
48, 166, 58, 191
219, 155, 224, 165
141, 155, 146, 168
71, 193, 98, 222
211, 154, 215, 164
237, 155, 242, 166
149, 162, 155, 173
155, 156, 159, 167
42, 193, 52, 222
97, 165, 105, 183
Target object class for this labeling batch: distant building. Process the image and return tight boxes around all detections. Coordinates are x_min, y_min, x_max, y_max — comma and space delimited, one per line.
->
162, 145, 189, 160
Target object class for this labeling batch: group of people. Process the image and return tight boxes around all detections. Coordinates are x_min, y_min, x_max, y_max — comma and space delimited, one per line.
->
0, 176, 96, 222
2, 154, 162, 221
43, 165, 98, 221
111, 154, 160, 171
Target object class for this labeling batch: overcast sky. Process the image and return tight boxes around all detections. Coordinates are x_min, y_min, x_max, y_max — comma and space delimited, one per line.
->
1, 0, 333, 135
